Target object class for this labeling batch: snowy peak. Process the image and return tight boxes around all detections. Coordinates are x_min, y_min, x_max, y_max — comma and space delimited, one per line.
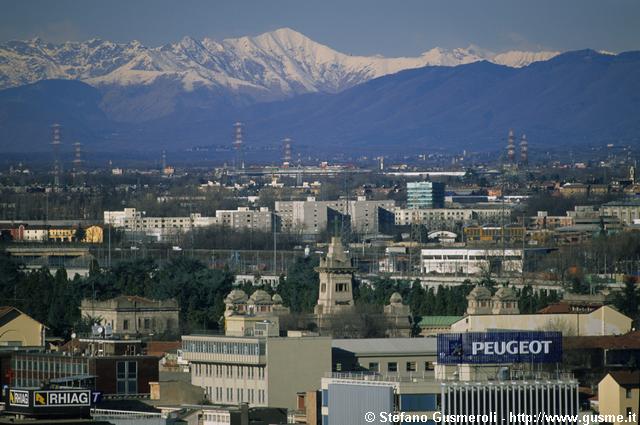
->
0, 28, 562, 96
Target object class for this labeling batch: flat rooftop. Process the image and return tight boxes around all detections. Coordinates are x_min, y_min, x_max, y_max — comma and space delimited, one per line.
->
332, 337, 437, 356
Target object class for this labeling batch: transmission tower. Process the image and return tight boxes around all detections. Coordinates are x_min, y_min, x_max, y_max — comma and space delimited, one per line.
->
51, 123, 62, 187
282, 137, 292, 167
520, 134, 528, 166
233, 122, 244, 170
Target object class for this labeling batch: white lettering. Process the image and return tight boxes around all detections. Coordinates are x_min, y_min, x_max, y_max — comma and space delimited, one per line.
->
472, 342, 484, 354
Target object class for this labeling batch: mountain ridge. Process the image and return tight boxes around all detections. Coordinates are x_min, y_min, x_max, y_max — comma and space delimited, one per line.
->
0, 27, 560, 98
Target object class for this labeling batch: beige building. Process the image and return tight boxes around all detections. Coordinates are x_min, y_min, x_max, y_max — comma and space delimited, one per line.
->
0, 306, 46, 347
598, 371, 639, 425
181, 333, 331, 410
80, 296, 180, 337
451, 305, 632, 336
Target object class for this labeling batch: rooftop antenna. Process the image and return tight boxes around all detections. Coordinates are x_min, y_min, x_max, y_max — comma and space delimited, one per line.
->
51, 123, 62, 187
233, 122, 244, 170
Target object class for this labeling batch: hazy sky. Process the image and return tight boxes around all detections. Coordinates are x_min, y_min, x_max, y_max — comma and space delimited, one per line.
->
1, 0, 639, 55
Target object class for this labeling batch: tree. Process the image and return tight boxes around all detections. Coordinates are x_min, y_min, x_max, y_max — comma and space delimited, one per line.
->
615, 277, 640, 319
278, 256, 319, 313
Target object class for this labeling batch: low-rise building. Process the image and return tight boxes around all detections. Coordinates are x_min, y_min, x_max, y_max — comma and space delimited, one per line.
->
80, 296, 180, 337
601, 199, 640, 226
420, 248, 523, 275
331, 337, 437, 377
450, 305, 632, 336
598, 370, 639, 425
0, 306, 46, 347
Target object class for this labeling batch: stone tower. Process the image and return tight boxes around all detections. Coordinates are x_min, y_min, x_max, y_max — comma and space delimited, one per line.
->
314, 237, 356, 316
384, 292, 412, 337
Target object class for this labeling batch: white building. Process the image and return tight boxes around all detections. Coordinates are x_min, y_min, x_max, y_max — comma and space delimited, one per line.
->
420, 248, 523, 275
103, 207, 272, 241
275, 197, 395, 236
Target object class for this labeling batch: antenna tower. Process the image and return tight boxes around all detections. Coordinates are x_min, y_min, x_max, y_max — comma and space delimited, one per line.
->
73, 142, 83, 172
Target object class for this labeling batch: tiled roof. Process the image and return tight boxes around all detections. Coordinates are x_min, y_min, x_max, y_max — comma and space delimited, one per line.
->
608, 370, 640, 388
564, 331, 640, 350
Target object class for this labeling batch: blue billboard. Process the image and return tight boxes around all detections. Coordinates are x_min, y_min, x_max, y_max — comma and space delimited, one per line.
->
437, 331, 562, 364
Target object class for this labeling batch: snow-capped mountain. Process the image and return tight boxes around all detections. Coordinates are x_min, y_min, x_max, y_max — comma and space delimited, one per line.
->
0, 28, 559, 97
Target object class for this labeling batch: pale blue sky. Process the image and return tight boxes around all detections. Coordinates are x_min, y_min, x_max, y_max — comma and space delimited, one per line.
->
1, 0, 638, 55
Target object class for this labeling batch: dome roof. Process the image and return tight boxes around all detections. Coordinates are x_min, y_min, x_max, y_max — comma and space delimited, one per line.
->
249, 289, 272, 304
494, 286, 517, 300
272, 294, 283, 304
467, 285, 492, 300
390, 292, 403, 304
224, 289, 248, 304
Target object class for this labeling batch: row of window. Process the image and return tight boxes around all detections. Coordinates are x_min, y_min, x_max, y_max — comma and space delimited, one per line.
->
194, 363, 266, 380
13, 357, 88, 375
367, 361, 434, 373
205, 386, 265, 404
184, 340, 263, 356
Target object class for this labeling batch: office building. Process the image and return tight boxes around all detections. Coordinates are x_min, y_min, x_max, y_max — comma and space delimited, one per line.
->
181, 332, 331, 410
406, 181, 445, 209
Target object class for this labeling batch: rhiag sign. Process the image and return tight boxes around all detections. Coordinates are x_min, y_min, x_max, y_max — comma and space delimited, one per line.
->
437, 331, 562, 364
9, 389, 29, 407
34, 389, 91, 407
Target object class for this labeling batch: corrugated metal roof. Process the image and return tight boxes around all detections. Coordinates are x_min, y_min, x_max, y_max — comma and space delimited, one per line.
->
418, 316, 463, 327
332, 338, 437, 355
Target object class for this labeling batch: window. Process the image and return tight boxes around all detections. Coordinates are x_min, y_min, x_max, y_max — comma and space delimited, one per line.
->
368, 362, 379, 372
144, 318, 151, 329
626, 388, 633, 399
116, 361, 137, 395
123, 320, 129, 330
406, 362, 416, 372
626, 408, 633, 417
387, 362, 397, 372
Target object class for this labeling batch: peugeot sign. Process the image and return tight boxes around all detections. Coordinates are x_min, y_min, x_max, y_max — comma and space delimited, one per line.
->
437, 331, 562, 364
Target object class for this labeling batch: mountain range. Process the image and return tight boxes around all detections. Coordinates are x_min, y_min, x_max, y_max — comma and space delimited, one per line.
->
0, 29, 637, 155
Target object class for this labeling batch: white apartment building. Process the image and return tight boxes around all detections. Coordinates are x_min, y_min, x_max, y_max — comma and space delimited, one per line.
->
181, 333, 331, 410
394, 207, 510, 227
103, 207, 272, 241
420, 248, 523, 275
275, 197, 395, 236
214, 207, 272, 232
